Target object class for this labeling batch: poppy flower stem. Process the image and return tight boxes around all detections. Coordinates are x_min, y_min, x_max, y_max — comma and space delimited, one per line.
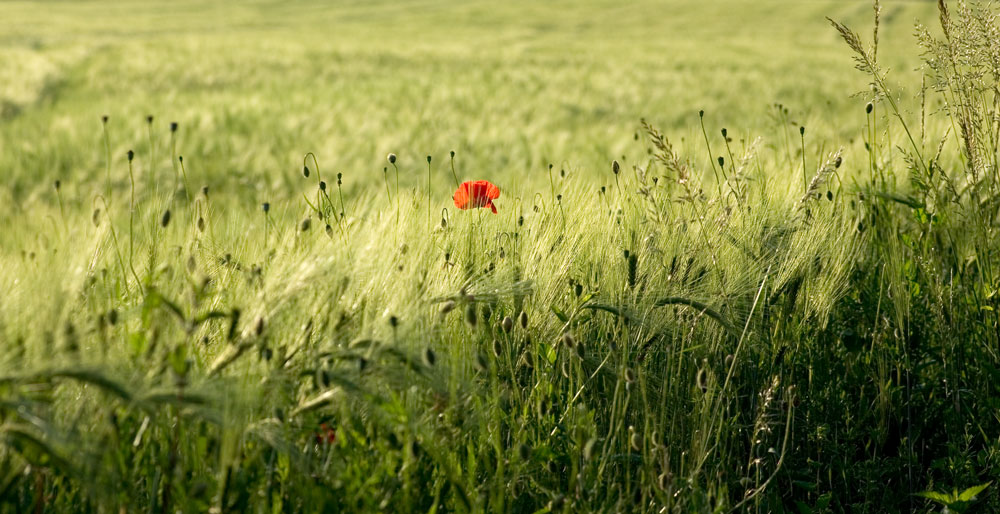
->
698, 111, 724, 198
102, 116, 112, 206
449, 151, 460, 189
426, 155, 432, 230
391, 161, 400, 227
382, 167, 392, 204
547, 163, 556, 206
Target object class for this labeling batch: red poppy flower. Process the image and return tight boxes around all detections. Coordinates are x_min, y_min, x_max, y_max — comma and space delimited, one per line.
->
453, 180, 500, 214
315, 422, 336, 444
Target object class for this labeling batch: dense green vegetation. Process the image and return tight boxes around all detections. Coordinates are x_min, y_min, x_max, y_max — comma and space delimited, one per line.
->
2, 0, 999, 512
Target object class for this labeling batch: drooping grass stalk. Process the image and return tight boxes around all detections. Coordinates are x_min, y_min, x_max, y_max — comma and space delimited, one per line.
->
92, 195, 132, 297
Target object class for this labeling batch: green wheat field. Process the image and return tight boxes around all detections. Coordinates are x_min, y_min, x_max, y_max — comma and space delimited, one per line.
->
2, 0, 1000, 512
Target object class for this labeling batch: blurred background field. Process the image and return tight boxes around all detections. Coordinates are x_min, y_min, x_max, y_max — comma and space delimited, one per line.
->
0, 0, 935, 204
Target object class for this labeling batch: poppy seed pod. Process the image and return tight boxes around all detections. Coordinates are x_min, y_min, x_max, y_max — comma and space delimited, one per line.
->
696, 368, 708, 393
161, 209, 171, 228
146, 115, 153, 124
721, 128, 727, 138
624, 367, 636, 384
303, 166, 310, 178
170, 121, 178, 132
102, 115, 109, 124
426, 155, 432, 163
519, 311, 528, 329
518, 443, 531, 461
127, 150, 134, 162
492, 338, 503, 357
501, 316, 513, 333
561, 332, 575, 349
319, 181, 326, 191
387, 153, 396, 164
465, 304, 478, 327
423, 347, 436, 367
866, 102, 874, 114
440, 300, 456, 314
262, 202, 270, 213
583, 437, 598, 461
717, 156, 724, 168
799, 126, 805, 136
300, 218, 311, 231
612, 160, 620, 174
